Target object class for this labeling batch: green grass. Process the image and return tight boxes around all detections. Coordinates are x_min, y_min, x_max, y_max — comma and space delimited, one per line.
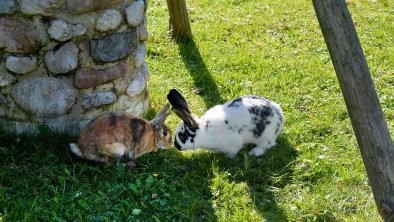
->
1, 0, 393, 221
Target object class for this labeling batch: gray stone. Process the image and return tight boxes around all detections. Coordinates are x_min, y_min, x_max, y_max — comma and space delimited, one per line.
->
44, 42, 79, 74
90, 31, 137, 62
0, 70, 16, 87
0, 119, 38, 135
5, 56, 37, 74
0, 0, 16, 14
67, 0, 122, 14
112, 62, 139, 94
112, 91, 149, 116
81, 91, 116, 109
43, 116, 81, 136
0, 117, 81, 136
125, 0, 145, 27
20, 0, 63, 16
48, 19, 86, 41
126, 74, 146, 97
0, 92, 6, 105
79, 119, 91, 132
141, 62, 150, 80
11, 77, 76, 118
137, 16, 148, 41
82, 107, 106, 121
134, 42, 146, 68
80, 90, 149, 128
96, 9, 122, 32
0, 91, 30, 121
0, 93, 6, 117
0, 18, 40, 54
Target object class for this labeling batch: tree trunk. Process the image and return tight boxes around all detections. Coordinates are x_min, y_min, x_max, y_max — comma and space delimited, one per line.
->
166, 0, 192, 40
312, 0, 394, 220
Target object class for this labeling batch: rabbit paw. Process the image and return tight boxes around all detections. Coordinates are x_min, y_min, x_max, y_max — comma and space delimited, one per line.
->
249, 147, 268, 156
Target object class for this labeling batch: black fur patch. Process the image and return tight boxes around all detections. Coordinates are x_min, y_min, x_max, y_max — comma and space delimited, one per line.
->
174, 139, 182, 150
109, 112, 117, 126
245, 95, 273, 106
188, 133, 196, 143
227, 123, 245, 134
178, 131, 188, 144
227, 98, 242, 108
275, 109, 283, 123
249, 105, 273, 138
188, 127, 197, 134
275, 123, 281, 135
129, 119, 146, 148
167, 89, 191, 113
177, 127, 197, 147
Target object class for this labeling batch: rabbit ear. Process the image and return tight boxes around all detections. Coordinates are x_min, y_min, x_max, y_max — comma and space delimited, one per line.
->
167, 89, 199, 128
171, 107, 199, 128
150, 103, 171, 128
167, 89, 192, 114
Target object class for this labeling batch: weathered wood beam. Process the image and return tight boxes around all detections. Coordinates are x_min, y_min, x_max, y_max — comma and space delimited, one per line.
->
312, 0, 394, 220
166, 0, 193, 40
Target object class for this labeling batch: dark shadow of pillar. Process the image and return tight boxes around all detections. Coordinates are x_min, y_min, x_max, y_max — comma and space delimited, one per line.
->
177, 39, 224, 108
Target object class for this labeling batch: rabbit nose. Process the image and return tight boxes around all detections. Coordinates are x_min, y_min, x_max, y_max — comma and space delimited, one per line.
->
174, 139, 182, 150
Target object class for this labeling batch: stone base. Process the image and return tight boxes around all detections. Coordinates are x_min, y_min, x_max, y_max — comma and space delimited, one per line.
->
0, 0, 151, 136
1, 90, 149, 136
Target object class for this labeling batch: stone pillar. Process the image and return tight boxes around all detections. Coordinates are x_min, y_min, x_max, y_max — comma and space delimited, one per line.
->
0, 0, 150, 135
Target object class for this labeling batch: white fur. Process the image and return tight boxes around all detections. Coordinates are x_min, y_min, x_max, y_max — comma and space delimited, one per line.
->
69, 143, 83, 157
174, 96, 284, 158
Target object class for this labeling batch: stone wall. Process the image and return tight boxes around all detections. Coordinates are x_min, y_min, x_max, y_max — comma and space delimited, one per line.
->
0, 0, 150, 135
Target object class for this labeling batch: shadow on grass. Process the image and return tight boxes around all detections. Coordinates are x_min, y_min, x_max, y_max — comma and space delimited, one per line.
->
177, 39, 224, 107
0, 127, 219, 221
0, 124, 294, 220
213, 136, 297, 220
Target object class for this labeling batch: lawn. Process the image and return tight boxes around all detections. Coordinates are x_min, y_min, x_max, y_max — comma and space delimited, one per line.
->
1, 0, 393, 221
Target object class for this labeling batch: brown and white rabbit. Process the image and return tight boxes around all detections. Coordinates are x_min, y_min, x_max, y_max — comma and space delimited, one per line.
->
69, 103, 172, 165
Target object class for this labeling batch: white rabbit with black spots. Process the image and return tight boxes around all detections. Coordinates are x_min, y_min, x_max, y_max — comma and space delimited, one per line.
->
167, 89, 284, 158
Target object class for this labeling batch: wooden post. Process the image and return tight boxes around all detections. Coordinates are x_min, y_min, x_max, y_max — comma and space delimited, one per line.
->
312, 0, 394, 219
166, 0, 193, 40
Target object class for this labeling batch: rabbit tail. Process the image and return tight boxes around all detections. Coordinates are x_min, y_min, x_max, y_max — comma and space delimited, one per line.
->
69, 143, 83, 157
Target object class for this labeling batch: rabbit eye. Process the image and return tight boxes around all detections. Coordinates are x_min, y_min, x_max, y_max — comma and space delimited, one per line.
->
162, 128, 168, 136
